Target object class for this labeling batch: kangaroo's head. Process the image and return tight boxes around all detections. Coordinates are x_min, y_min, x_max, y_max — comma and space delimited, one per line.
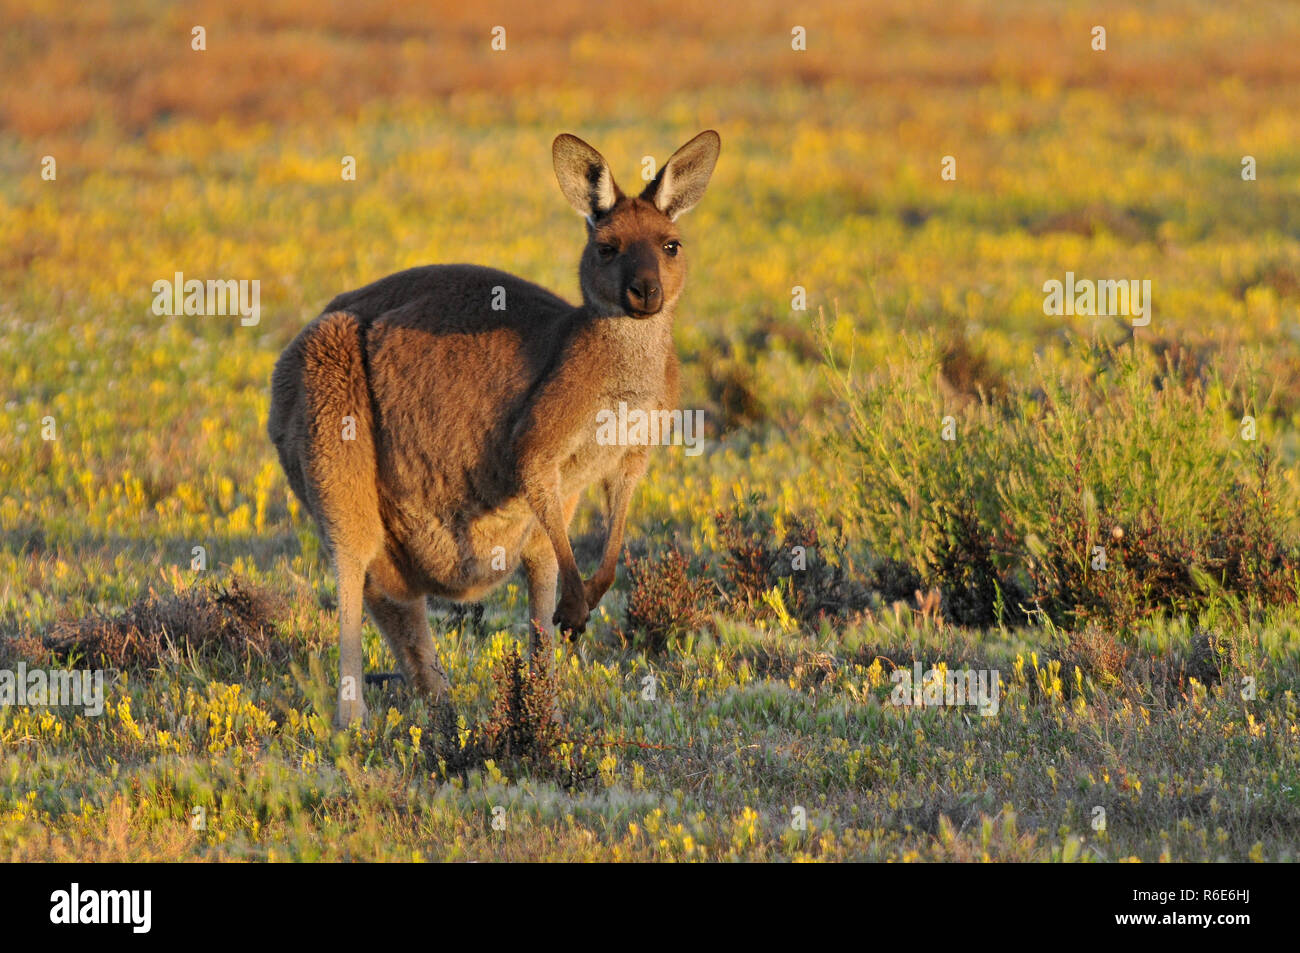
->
553, 130, 720, 319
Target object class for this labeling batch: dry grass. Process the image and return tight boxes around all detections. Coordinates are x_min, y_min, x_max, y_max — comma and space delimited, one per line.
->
6, 0, 1300, 143
43, 575, 291, 671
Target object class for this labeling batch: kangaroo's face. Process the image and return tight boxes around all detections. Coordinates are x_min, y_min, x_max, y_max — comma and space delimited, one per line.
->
554, 131, 721, 319
583, 199, 681, 318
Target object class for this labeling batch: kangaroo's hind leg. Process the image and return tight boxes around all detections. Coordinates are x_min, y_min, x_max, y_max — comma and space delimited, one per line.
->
364, 583, 451, 704
296, 310, 386, 727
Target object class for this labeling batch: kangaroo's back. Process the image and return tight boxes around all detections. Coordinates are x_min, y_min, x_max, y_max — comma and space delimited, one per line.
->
323, 263, 574, 335
271, 264, 578, 499
353, 265, 587, 510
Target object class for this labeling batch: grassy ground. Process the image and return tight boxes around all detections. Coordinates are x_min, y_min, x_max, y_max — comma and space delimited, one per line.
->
2, 0, 1299, 861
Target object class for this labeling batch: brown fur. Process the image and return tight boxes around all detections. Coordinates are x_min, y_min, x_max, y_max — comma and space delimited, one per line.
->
268, 131, 720, 725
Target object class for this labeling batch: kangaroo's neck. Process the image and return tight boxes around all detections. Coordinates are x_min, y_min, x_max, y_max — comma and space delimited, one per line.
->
575, 305, 675, 382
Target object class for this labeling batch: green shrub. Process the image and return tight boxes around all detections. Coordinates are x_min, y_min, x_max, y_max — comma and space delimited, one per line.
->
823, 327, 1300, 626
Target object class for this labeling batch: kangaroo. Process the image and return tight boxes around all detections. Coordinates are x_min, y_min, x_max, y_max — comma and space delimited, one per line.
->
268, 131, 720, 726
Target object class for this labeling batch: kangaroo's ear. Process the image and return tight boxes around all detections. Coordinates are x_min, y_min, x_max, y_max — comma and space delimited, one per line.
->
553, 134, 622, 220
641, 130, 721, 221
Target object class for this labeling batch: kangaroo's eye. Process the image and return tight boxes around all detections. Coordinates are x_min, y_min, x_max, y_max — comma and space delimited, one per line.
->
663, 240, 680, 257
596, 243, 618, 262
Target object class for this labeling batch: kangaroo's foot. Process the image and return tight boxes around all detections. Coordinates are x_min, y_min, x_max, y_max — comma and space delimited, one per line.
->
335, 696, 370, 729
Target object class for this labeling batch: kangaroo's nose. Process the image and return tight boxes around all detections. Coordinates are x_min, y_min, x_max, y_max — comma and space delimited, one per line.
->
626, 278, 662, 315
